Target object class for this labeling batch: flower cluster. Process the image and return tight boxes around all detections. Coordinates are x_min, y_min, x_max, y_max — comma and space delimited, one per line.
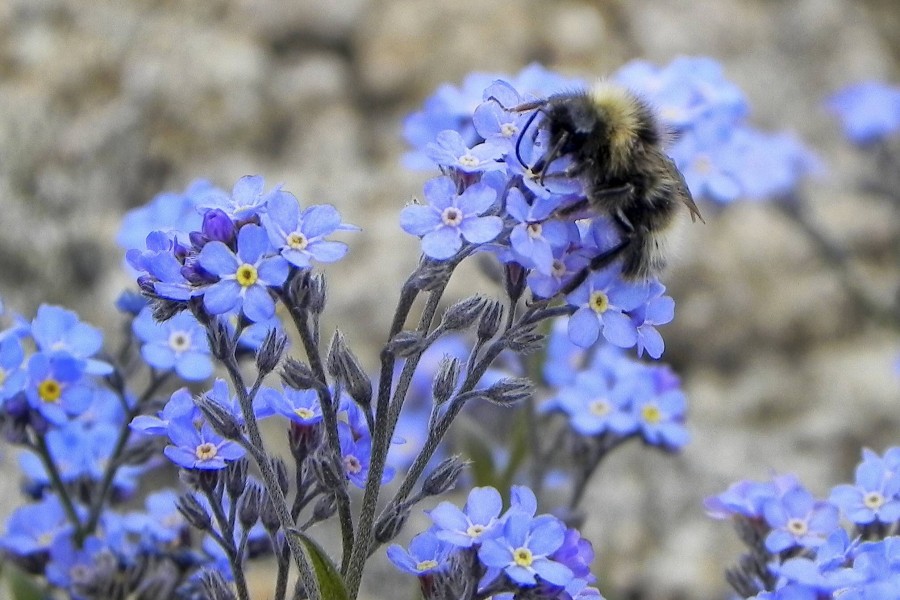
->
389, 485, 602, 599
125, 174, 355, 322
707, 448, 900, 598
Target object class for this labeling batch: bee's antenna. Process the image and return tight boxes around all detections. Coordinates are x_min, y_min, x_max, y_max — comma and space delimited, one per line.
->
515, 108, 545, 170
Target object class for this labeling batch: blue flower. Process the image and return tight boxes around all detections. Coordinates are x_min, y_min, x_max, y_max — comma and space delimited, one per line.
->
826, 82, 900, 144
553, 371, 639, 437
0, 335, 26, 401
429, 486, 504, 548
0, 494, 73, 556
478, 512, 574, 587
130, 387, 200, 437
261, 192, 355, 269
400, 176, 502, 260
268, 387, 323, 425
25, 353, 92, 424
830, 449, 900, 525
197, 223, 290, 322
339, 423, 391, 488
632, 387, 690, 449
705, 475, 800, 520
473, 81, 533, 153
124, 489, 187, 546
762, 487, 840, 553
128, 231, 197, 301
132, 307, 213, 381
387, 531, 453, 576
566, 269, 648, 349
117, 179, 212, 255
197, 174, 280, 220
506, 189, 572, 275
163, 419, 245, 470
29, 305, 112, 376
426, 130, 506, 173
630, 281, 675, 359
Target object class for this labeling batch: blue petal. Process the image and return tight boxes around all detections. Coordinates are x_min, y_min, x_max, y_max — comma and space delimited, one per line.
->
421, 228, 461, 260
198, 242, 240, 276
400, 205, 442, 236
203, 281, 241, 315
301, 205, 341, 238
236, 224, 269, 264
568, 309, 600, 348
242, 286, 276, 322
308, 240, 348, 263
459, 216, 503, 244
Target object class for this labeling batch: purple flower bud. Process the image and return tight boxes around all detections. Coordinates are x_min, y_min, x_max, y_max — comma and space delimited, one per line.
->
202, 209, 236, 245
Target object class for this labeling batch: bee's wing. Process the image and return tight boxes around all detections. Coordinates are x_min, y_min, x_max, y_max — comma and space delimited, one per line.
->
665, 155, 706, 224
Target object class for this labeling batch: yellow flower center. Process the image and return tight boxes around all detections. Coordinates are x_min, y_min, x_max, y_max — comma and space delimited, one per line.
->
195, 442, 218, 461
589, 290, 609, 313
466, 524, 485, 538
235, 264, 258, 287
0, 368, 6, 386
38, 379, 62, 403
513, 547, 533, 568
786, 518, 808, 536
416, 559, 438, 572
641, 404, 662, 424
864, 491, 885, 510
287, 232, 308, 250
294, 407, 315, 420
551, 259, 566, 278
168, 331, 192, 353
526, 223, 543, 239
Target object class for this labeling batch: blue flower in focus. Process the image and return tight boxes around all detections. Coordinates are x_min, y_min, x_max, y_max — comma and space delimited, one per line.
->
830, 449, 900, 525
261, 192, 355, 269
163, 419, 245, 470
631, 281, 675, 359
268, 387, 323, 425
0, 494, 72, 556
387, 531, 453, 576
25, 353, 93, 424
127, 231, 197, 301
400, 176, 502, 260
130, 387, 199, 437
30, 305, 112, 376
426, 130, 506, 173
132, 307, 213, 381
506, 189, 571, 275
429, 486, 504, 548
197, 223, 290, 322
473, 81, 533, 153
339, 423, 392, 488
566, 269, 647, 349
827, 82, 900, 144
478, 512, 574, 587
197, 174, 280, 220
762, 487, 840, 553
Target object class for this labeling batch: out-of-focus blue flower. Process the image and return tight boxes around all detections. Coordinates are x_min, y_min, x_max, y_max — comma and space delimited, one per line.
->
478, 512, 573, 587
132, 307, 213, 381
197, 174, 280, 220
830, 449, 900, 525
429, 486, 504, 548
762, 487, 840, 553
552, 371, 638, 437
387, 530, 453, 576
29, 305, 112, 376
566, 269, 648, 349
0, 494, 73, 556
197, 223, 290, 322
261, 192, 356, 270
705, 475, 801, 520
163, 419, 245, 470
0, 335, 26, 401
632, 387, 690, 449
124, 489, 187, 547
826, 82, 900, 144
339, 422, 392, 488
116, 179, 213, 254
400, 176, 502, 260
45, 533, 109, 590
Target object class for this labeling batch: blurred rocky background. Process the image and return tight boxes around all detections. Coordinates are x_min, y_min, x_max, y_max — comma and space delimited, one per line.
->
0, 0, 898, 599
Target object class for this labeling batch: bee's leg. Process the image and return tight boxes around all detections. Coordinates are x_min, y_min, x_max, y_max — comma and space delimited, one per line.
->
591, 183, 634, 201
559, 236, 633, 295
485, 97, 548, 113
538, 132, 569, 185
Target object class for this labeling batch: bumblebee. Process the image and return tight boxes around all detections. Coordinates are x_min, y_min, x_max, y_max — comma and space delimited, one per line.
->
502, 82, 704, 285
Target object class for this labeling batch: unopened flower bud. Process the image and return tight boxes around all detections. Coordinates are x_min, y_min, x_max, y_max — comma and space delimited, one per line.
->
421, 456, 468, 497
385, 330, 426, 358
482, 377, 534, 407
432, 356, 461, 406
195, 393, 242, 440
374, 504, 410, 544
311, 493, 338, 523
176, 494, 212, 532
239, 484, 262, 530
256, 328, 287, 375
477, 299, 504, 341
440, 295, 485, 331
225, 458, 249, 500
281, 357, 319, 390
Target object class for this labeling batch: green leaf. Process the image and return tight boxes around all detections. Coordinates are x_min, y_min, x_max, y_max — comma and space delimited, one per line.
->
5, 565, 45, 600
290, 529, 350, 600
